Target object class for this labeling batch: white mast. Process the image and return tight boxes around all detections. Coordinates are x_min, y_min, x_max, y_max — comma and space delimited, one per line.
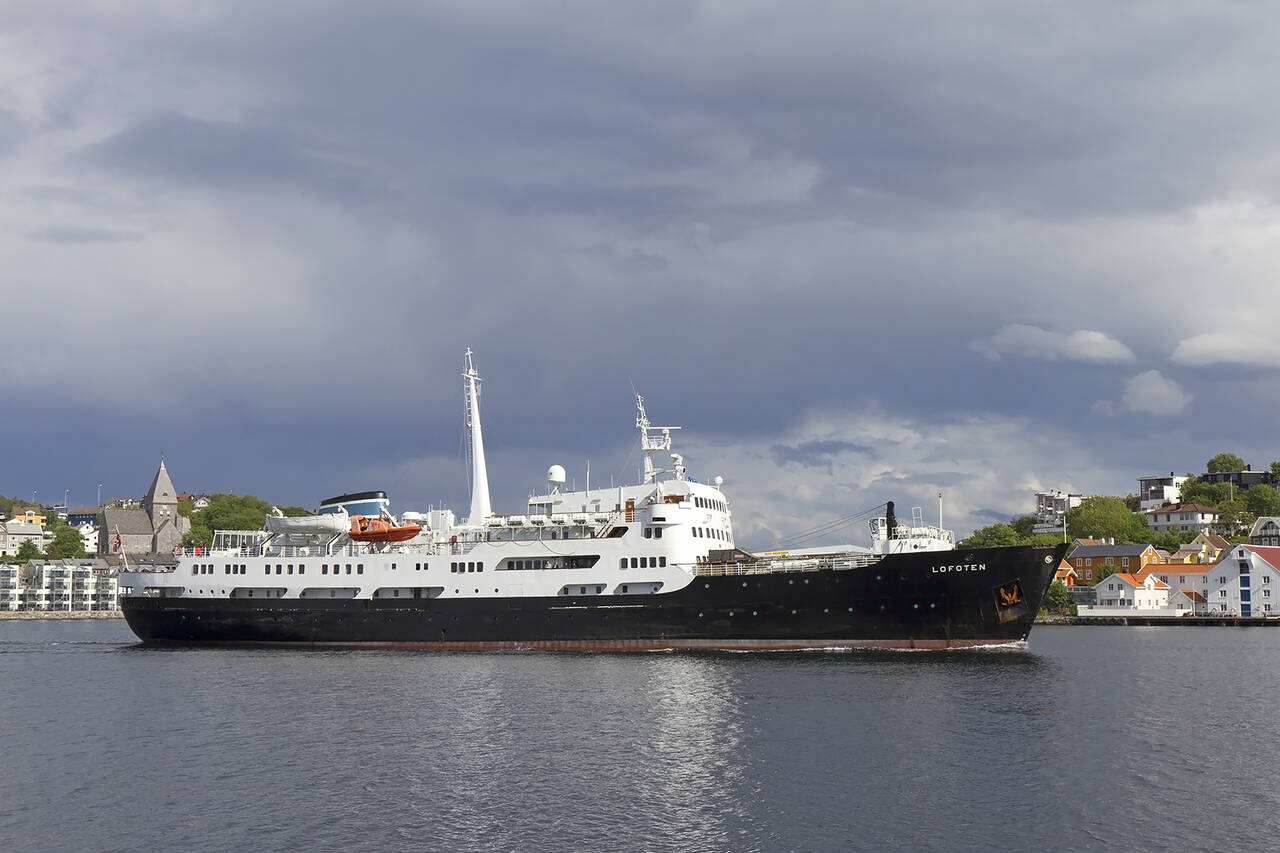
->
464, 349, 492, 522
636, 394, 682, 484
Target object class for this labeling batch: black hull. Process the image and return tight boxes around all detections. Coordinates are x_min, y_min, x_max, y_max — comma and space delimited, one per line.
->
121, 544, 1067, 651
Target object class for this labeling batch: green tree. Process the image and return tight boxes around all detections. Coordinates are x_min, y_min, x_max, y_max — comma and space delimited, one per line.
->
1179, 479, 1228, 508
1218, 498, 1251, 535
1244, 484, 1280, 519
185, 494, 274, 547
1010, 515, 1038, 539
1207, 452, 1247, 474
44, 525, 86, 559
963, 523, 1022, 547
1271, 461, 1280, 478
1066, 496, 1150, 544
1041, 581, 1072, 616
15, 540, 41, 563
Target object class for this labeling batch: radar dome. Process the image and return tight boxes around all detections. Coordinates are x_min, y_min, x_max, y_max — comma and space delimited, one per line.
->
547, 465, 567, 487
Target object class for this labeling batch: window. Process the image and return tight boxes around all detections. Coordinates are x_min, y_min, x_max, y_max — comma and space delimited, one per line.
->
654, 528, 662, 539
1266, 576, 1272, 584
1220, 590, 1227, 598
1085, 558, 1092, 567
1265, 589, 1271, 598
659, 557, 666, 567
644, 527, 652, 539
1122, 557, 1129, 568
322, 565, 329, 575
1179, 576, 1185, 584
357, 565, 364, 574
620, 559, 627, 569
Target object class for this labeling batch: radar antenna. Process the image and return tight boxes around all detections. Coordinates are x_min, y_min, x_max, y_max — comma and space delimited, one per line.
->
636, 394, 682, 484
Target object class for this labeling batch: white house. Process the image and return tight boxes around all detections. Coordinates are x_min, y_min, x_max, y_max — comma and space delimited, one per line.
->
0, 564, 19, 611
1250, 517, 1280, 547
1204, 545, 1280, 617
1145, 564, 1213, 611
1138, 474, 1188, 512
1145, 503, 1222, 536
0, 520, 43, 557
1077, 572, 1177, 617
1168, 589, 1207, 616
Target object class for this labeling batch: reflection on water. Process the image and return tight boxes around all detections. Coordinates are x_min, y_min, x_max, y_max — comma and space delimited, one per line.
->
7, 622, 1280, 852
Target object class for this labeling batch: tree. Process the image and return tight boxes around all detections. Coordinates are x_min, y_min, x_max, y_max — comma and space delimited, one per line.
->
1065, 496, 1150, 544
15, 540, 41, 563
1179, 479, 1228, 508
185, 493, 274, 547
1244, 484, 1280, 519
1041, 581, 1072, 616
964, 523, 1022, 547
1218, 498, 1251, 536
1010, 515, 1039, 539
44, 525, 86, 559
1207, 452, 1247, 474
1271, 461, 1280, 479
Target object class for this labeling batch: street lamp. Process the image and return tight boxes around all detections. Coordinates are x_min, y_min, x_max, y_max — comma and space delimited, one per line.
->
64, 489, 69, 512
98, 484, 102, 508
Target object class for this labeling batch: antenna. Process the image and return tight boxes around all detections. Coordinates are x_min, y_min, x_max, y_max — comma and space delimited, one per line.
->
636, 394, 682, 484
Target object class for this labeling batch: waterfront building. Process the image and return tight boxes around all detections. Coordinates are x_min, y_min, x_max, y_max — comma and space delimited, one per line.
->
1168, 589, 1207, 615
1204, 545, 1280, 617
19, 560, 117, 612
1067, 543, 1163, 583
1077, 572, 1175, 617
1145, 564, 1213, 609
1137, 473, 1187, 512
0, 564, 19, 611
1145, 503, 1223, 536
98, 460, 190, 556
1250, 517, 1280, 547
1054, 562, 1077, 586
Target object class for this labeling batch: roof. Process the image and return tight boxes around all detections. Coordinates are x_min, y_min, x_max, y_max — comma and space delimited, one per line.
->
1144, 503, 1220, 516
1242, 545, 1280, 570
143, 459, 178, 508
1071, 543, 1154, 558
1205, 534, 1230, 549
1180, 590, 1208, 603
102, 508, 154, 536
1150, 564, 1213, 575
1111, 572, 1169, 589
1250, 517, 1280, 537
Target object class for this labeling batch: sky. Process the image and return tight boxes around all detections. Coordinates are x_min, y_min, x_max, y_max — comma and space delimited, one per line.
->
4, 1, 1280, 549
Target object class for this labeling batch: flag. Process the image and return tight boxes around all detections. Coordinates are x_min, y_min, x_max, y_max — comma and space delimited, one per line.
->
114, 533, 122, 552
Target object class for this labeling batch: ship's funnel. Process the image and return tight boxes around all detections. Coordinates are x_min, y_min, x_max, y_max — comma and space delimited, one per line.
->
464, 349, 491, 522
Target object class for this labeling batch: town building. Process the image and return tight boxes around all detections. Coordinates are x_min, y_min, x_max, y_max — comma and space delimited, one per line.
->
0, 564, 19, 611
98, 460, 189, 556
0, 520, 43, 557
20, 560, 118, 612
1204, 545, 1280, 617
1077, 572, 1176, 617
1137, 473, 1187, 512
1067, 542, 1164, 583
1250, 517, 1280, 547
1145, 503, 1223, 535
1199, 468, 1275, 490
1032, 490, 1082, 535
1145, 563, 1213, 610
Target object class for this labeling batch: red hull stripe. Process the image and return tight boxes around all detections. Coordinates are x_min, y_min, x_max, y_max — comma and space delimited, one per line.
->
145, 637, 1026, 652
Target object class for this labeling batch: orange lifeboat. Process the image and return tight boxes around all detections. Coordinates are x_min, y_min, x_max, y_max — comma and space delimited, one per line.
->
348, 515, 423, 543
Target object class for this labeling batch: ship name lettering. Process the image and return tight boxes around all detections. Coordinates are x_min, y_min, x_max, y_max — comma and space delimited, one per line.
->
931, 563, 987, 574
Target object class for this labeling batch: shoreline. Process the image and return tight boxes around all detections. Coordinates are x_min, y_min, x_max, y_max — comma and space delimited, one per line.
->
1036, 614, 1280, 627
0, 611, 123, 620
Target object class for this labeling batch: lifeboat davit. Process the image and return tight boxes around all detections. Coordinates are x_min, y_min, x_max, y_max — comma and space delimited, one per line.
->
348, 515, 423, 543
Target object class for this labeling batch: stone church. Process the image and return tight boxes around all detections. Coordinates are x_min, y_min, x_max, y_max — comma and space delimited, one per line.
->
99, 459, 190, 555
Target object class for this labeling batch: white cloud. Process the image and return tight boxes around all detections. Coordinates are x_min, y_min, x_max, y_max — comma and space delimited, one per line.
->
680, 405, 1132, 548
975, 324, 1135, 363
1122, 370, 1192, 415
1171, 332, 1280, 369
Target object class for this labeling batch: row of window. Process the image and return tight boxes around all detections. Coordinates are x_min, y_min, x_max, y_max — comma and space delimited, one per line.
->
695, 496, 726, 512
642, 527, 664, 539
620, 556, 667, 569
192, 564, 248, 575
692, 526, 728, 541
451, 562, 484, 573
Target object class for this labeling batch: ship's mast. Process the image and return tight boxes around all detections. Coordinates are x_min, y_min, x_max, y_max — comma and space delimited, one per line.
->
464, 349, 492, 522
636, 394, 682, 484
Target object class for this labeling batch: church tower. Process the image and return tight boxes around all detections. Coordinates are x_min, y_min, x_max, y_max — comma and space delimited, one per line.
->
143, 459, 183, 553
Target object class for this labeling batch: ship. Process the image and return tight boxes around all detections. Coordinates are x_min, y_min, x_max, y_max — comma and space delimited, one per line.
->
118, 349, 1067, 651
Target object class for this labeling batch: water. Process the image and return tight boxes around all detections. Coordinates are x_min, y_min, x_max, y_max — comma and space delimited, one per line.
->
0, 621, 1275, 853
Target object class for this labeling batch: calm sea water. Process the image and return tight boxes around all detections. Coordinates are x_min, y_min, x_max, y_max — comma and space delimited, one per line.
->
0, 620, 1275, 853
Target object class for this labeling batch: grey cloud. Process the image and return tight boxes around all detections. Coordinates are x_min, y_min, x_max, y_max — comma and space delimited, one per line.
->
85, 112, 382, 201
25, 226, 141, 243
769, 439, 874, 471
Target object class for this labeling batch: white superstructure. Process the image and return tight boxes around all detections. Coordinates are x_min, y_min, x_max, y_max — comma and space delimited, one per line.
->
119, 351, 953, 604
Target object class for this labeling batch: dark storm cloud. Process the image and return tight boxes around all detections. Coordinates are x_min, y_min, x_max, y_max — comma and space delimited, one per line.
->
86, 112, 382, 201
769, 439, 874, 470
9, 2, 1280, 536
